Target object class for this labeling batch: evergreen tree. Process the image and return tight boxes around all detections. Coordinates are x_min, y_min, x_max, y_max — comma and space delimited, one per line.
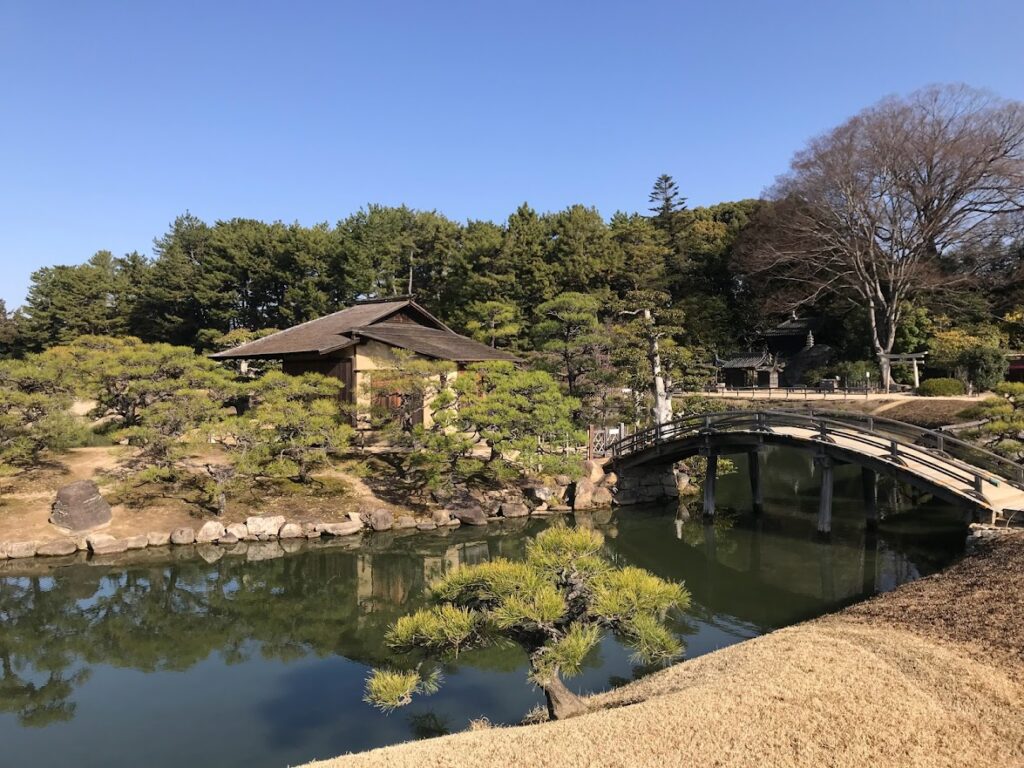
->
0, 300, 23, 358
647, 174, 686, 237
464, 300, 522, 348
135, 213, 211, 346
498, 203, 555, 316
19, 251, 143, 349
533, 292, 604, 415
365, 524, 689, 720
608, 212, 670, 294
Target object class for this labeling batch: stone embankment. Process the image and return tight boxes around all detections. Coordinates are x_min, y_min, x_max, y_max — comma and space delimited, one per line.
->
1, 461, 627, 563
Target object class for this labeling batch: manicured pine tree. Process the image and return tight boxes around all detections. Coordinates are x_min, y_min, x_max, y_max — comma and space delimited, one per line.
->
365, 524, 690, 720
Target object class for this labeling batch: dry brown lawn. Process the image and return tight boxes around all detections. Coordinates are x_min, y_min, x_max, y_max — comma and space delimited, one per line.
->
303, 534, 1024, 768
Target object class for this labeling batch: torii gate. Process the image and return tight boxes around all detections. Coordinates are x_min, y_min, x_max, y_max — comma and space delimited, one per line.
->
879, 352, 928, 392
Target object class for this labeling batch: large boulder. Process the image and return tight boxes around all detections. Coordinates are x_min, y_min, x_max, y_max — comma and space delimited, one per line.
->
86, 533, 128, 555
523, 484, 554, 505
147, 531, 171, 547
591, 486, 614, 507
451, 504, 488, 526
362, 508, 394, 532
37, 539, 77, 557
49, 480, 112, 533
393, 515, 417, 530
278, 522, 303, 539
123, 534, 149, 550
245, 515, 286, 539
500, 501, 530, 518
572, 478, 597, 510
582, 459, 607, 485
170, 527, 196, 545
195, 521, 226, 544
225, 523, 249, 541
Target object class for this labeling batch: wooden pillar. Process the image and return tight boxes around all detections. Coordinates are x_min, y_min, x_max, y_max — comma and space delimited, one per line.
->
815, 454, 834, 535
912, 358, 920, 389
748, 449, 764, 514
703, 451, 718, 518
862, 467, 879, 529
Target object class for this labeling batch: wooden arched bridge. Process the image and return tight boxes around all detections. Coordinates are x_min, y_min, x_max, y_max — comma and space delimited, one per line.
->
605, 410, 1024, 531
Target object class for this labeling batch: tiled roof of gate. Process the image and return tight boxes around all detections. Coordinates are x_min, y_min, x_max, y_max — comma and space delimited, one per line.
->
719, 351, 781, 370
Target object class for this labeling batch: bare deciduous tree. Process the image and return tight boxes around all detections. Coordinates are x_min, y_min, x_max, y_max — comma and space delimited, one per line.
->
743, 85, 1024, 388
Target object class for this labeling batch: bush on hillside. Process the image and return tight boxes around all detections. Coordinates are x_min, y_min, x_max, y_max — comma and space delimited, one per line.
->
956, 346, 1008, 392
918, 378, 966, 397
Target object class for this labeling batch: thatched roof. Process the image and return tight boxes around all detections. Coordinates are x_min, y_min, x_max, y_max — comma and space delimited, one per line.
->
210, 298, 517, 363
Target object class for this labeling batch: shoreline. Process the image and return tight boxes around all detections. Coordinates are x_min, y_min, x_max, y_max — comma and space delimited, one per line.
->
299, 529, 1024, 768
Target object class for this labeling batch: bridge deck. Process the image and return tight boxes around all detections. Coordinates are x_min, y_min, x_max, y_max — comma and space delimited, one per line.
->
757, 425, 1024, 518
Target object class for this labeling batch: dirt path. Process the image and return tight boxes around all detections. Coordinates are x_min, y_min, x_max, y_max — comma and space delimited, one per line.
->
302, 534, 1024, 768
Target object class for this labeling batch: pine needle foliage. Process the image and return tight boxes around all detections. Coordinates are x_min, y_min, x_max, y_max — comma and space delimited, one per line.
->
365, 523, 690, 720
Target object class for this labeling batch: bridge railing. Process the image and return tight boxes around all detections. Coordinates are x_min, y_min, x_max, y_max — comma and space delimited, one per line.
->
607, 409, 1024, 492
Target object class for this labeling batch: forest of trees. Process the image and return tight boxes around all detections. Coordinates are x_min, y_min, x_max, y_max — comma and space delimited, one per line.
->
2, 85, 1023, 413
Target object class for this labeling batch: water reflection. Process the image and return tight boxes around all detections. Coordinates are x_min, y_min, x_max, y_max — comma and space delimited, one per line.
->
0, 448, 968, 768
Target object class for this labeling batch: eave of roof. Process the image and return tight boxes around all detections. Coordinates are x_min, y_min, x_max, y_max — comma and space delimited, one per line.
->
353, 324, 520, 362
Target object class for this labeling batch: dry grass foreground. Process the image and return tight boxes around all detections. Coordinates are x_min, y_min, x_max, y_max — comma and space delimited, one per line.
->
302, 534, 1024, 768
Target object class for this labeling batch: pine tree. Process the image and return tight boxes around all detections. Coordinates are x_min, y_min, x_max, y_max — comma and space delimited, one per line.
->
365, 524, 689, 720
647, 174, 686, 236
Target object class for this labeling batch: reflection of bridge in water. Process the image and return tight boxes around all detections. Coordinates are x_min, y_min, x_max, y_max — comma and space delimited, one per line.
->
608, 410, 1024, 530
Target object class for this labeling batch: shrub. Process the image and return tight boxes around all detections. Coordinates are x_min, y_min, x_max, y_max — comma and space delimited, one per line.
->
918, 378, 966, 397
956, 346, 1008, 392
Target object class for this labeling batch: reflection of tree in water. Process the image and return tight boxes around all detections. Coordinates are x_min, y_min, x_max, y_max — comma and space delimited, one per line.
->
0, 521, 555, 729
0, 573, 93, 726
407, 712, 451, 739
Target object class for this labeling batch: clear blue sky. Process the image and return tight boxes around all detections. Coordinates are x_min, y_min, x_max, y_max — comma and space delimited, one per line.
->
2, 0, 1023, 309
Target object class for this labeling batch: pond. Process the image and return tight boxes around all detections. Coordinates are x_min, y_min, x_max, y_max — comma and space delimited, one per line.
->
0, 448, 969, 768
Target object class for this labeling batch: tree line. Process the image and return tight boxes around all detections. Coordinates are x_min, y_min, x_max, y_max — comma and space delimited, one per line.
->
2, 84, 1023, 409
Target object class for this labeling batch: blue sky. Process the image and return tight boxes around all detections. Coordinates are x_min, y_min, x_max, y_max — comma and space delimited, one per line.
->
2, 0, 1023, 309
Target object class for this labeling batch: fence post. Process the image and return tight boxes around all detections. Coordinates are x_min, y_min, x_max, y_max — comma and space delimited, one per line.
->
587, 424, 594, 461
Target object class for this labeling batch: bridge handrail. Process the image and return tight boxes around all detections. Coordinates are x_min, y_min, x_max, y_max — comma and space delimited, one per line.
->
607, 409, 1024, 491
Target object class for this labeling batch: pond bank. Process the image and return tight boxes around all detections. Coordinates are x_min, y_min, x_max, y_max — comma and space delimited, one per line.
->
302, 529, 1024, 768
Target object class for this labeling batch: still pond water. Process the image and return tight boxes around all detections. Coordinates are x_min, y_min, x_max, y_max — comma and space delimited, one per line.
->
0, 448, 968, 768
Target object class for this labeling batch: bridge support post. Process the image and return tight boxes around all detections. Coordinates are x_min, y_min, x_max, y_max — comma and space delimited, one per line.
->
861, 467, 878, 529
815, 454, 834, 535
703, 451, 718, 518
748, 448, 765, 514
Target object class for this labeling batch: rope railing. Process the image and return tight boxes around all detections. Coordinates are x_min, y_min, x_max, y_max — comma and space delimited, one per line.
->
606, 410, 1024, 493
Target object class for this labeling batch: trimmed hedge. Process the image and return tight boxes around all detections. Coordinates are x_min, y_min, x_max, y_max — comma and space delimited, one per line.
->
918, 378, 966, 397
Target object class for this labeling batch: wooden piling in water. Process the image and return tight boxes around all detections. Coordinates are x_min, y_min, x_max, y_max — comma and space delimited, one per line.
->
815, 454, 834, 535
862, 467, 878, 529
703, 451, 718, 518
748, 449, 764, 514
